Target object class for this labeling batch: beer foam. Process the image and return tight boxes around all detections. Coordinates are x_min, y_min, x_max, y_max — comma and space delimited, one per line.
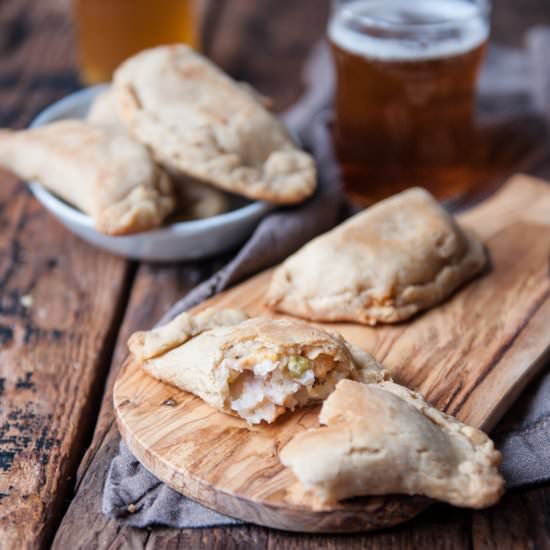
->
329, 0, 489, 62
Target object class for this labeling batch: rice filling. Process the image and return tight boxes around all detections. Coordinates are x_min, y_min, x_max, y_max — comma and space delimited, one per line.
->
222, 344, 350, 423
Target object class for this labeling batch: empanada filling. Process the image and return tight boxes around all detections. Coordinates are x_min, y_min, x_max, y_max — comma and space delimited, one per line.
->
220, 342, 352, 424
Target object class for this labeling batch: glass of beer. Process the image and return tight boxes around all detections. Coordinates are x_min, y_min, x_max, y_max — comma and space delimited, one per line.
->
328, 0, 490, 205
73, 0, 201, 85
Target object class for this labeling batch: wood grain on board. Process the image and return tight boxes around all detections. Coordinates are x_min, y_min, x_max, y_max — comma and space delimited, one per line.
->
113, 175, 550, 533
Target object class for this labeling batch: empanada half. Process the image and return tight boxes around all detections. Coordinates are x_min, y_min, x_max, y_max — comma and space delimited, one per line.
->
128, 308, 389, 424
280, 380, 504, 508
113, 45, 317, 204
0, 120, 175, 235
266, 188, 487, 324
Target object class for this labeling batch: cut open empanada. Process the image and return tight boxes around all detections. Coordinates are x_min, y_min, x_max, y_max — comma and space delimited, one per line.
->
128, 308, 388, 424
0, 120, 175, 235
280, 380, 504, 508
113, 45, 317, 204
267, 188, 487, 325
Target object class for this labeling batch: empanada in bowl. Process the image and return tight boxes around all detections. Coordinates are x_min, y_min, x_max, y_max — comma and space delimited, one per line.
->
128, 308, 388, 424
0, 120, 175, 235
267, 188, 487, 325
87, 89, 228, 222
113, 45, 317, 205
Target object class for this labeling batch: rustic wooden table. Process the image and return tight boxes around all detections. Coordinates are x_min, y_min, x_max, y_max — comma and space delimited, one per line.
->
1, 1, 549, 548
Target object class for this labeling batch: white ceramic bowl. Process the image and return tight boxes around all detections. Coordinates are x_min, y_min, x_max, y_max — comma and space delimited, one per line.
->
28, 85, 275, 262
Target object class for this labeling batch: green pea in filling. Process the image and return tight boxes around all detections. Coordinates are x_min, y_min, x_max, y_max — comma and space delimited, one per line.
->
287, 355, 311, 378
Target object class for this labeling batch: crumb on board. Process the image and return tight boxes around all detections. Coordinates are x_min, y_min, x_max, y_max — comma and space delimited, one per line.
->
20, 294, 33, 308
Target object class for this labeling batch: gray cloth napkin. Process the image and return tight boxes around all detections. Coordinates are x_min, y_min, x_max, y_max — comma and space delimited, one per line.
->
103, 30, 550, 528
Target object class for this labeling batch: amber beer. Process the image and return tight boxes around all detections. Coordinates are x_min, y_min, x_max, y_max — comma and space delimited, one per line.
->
73, 0, 200, 84
329, 0, 490, 204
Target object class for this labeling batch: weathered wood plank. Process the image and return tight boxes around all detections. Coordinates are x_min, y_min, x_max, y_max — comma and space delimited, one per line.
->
206, 0, 330, 111
51, 261, 225, 549
471, 484, 550, 550
0, 2, 134, 548
0, 0, 79, 129
266, 505, 471, 550
0, 172, 131, 550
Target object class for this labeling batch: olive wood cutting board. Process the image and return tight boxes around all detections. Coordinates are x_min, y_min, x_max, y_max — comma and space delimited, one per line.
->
114, 175, 550, 533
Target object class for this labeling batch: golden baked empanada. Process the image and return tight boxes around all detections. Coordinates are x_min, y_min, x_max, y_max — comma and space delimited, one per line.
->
280, 380, 504, 508
113, 45, 317, 204
128, 308, 388, 424
0, 120, 175, 235
267, 188, 487, 324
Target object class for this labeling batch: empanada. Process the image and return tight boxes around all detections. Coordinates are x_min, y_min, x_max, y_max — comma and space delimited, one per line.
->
87, 90, 227, 222
280, 380, 504, 508
87, 89, 124, 131
168, 177, 228, 222
267, 188, 487, 325
128, 308, 388, 424
113, 45, 317, 204
0, 120, 175, 235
